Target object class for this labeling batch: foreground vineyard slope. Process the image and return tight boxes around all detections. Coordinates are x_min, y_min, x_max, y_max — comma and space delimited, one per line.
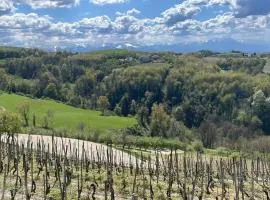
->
1, 134, 270, 199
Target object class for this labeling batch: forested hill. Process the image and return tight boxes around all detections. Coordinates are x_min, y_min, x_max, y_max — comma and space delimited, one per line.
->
0, 47, 270, 150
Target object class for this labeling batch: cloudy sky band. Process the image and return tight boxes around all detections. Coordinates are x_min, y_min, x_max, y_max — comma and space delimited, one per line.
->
0, 0, 269, 51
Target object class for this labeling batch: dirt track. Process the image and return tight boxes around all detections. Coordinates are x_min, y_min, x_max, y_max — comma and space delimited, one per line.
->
3, 134, 138, 166
2, 134, 182, 168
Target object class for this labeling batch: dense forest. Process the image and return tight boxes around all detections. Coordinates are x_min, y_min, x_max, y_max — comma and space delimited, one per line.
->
0, 46, 270, 152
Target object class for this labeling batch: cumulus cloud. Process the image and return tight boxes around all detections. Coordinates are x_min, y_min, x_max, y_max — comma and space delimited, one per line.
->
116, 8, 141, 16
160, 0, 231, 25
161, 0, 270, 27
230, 0, 270, 18
162, 2, 200, 25
0, 0, 16, 15
76, 16, 113, 33
0, 13, 52, 30
181, 0, 270, 18
113, 15, 145, 34
12, 0, 79, 9
1, 11, 270, 50
90, 0, 129, 5
0, 0, 270, 50
127, 8, 140, 16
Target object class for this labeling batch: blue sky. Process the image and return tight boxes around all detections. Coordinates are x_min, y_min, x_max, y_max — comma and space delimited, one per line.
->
1, 0, 270, 52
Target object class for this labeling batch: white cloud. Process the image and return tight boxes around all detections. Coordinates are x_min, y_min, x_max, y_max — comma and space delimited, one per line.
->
162, 2, 200, 25
230, 0, 270, 18
127, 8, 140, 16
76, 16, 113, 33
116, 8, 141, 16
161, 0, 270, 28
1, 11, 270, 50
90, 0, 129, 5
0, 13, 52, 29
160, 0, 230, 25
113, 15, 144, 34
0, 0, 270, 50
176, 0, 270, 18
12, 0, 79, 9
0, 0, 16, 15
116, 43, 138, 49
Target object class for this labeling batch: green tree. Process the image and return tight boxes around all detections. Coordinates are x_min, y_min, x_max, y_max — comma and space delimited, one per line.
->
44, 83, 58, 99
167, 118, 190, 141
98, 96, 110, 115
0, 110, 21, 136
252, 90, 266, 112
114, 104, 122, 116
198, 121, 217, 149
119, 94, 130, 116
17, 101, 30, 126
136, 105, 149, 128
0, 69, 9, 91
150, 104, 170, 137
251, 90, 270, 133
173, 106, 185, 121
74, 69, 96, 97
130, 99, 137, 115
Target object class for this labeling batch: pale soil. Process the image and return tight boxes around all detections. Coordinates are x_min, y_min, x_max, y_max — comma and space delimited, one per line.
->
10, 134, 138, 166
0, 106, 6, 111
11, 134, 182, 164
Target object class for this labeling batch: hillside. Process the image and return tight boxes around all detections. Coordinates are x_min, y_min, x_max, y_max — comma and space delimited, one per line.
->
0, 93, 136, 131
0, 47, 270, 152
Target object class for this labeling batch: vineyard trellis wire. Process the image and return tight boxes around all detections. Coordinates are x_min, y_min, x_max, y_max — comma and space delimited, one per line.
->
0, 133, 270, 199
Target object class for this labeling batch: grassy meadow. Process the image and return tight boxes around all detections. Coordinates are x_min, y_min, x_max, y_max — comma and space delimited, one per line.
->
0, 93, 136, 131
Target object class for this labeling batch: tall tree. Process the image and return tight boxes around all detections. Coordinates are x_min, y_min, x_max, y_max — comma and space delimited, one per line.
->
74, 69, 96, 97
98, 96, 110, 115
17, 101, 30, 127
150, 104, 170, 137
251, 90, 270, 133
119, 94, 130, 116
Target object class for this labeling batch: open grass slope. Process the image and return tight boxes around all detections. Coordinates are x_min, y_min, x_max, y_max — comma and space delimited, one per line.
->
69, 49, 168, 62
0, 93, 136, 131
70, 49, 137, 61
263, 59, 270, 74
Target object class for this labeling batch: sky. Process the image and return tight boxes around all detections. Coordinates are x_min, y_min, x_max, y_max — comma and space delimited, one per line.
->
0, 0, 270, 52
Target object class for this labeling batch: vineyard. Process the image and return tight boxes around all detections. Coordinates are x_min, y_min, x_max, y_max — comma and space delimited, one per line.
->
0, 134, 270, 200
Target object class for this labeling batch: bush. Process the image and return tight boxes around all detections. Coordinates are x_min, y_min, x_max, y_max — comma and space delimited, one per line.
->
190, 140, 204, 153
24, 127, 188, 150
216, 147, 231, 157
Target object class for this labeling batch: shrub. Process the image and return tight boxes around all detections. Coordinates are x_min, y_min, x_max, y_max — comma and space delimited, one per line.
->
190, 140, 204, 153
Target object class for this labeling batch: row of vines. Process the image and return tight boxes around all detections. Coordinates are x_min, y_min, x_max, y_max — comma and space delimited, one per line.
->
0, 134, 270, 199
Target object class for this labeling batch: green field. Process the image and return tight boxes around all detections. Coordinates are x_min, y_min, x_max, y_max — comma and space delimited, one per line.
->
70, 49, 137, 60
0, 93, 136, 131
263, 59, 270, 74
133, 62, 170, 68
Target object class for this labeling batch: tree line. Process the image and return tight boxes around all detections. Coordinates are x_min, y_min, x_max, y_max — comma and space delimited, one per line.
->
0, 47, 270, 150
